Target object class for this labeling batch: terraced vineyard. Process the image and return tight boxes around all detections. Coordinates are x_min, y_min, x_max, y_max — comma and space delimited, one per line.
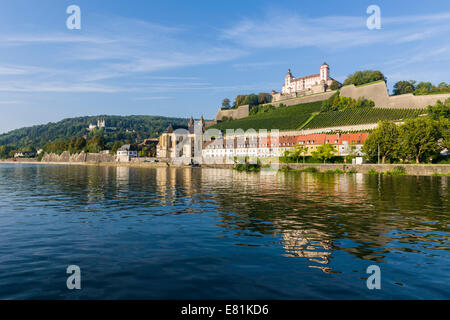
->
211, 101, 322, 131
304, 107, 425, 129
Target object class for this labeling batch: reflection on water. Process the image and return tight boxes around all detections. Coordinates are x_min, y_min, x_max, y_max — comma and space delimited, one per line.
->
0, 164, 449, 299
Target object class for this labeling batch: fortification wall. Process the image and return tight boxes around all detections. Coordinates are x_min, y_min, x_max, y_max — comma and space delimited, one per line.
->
42, 151, 114, 163
214, 105, 249, 121
340, 81, 450, 109
269, 91, 335, 107
386, 93, 450, 109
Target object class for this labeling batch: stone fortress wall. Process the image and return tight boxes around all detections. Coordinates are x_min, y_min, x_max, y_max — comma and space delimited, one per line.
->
214, 105, 250, 121
41, 151, 115, 163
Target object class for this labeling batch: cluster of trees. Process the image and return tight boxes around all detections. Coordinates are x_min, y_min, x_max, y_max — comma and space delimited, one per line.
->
321, 91, 375, 112
343, 70, 386, 86
222, 93, 272, 109
43, 135, 106, 155
393, 80, 450, 95
363, 99, 450, 163
282, 144, 355, 164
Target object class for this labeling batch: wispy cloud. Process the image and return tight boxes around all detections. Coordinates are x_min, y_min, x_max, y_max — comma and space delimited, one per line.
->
221, 11, 450, 49
133, 96, 173, 101
0, 64, 48, 75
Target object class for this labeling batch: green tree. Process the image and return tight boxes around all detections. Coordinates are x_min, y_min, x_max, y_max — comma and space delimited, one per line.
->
221, 98, 231, 108
393, 80, 416, 95
257, 92, 271, 105
244, 94, 259, 106
287, 145, 307, 163
427, 98, 450, 120
329, 80, 341, 90
398, 118, 441, 163
343, 70, 386, 86
415, 82, 434, 95
362, 121, 399, 164
235, 95, 247, 107
312, 144, 336, 163
440, 118, 450, 151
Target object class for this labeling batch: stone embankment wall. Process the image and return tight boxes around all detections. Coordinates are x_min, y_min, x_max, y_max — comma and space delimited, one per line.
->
278, 163, 450, 176
200, 163, 450, 176
41, 151, 115, 163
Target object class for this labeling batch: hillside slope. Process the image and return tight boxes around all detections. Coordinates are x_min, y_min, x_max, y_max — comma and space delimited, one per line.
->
0, 115, 188, 149
211, 101, 323, 131
211, 100, 427, 132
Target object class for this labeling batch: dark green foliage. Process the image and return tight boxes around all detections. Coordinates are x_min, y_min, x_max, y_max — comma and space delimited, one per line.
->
234, 163, 261, 172
397, 118, 442, 163
343, 70, 386, 86
427, 98, 450, 120
222, 98, 231, 108
234, 92, 271, 108
0, 115, 188, 151
363, 121, 400, 164
393, 80, 416, 95
394, 80, 450, 95
305, 108, 424, 129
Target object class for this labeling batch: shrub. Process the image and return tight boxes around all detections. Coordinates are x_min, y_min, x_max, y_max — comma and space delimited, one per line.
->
385, 167, 407, 175
326, 169, 345, 174
303, 167, 318, 173
234, 163, 261, 172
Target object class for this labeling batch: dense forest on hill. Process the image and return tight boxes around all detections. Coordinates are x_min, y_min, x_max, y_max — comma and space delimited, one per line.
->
0, 115, 188, 151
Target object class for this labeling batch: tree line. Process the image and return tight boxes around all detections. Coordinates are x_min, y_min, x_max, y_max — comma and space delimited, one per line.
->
363, 99, 450, 163
393, 81, 450, 96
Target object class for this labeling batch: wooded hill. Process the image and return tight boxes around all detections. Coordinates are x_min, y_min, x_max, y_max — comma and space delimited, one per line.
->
0, 115, 188, 151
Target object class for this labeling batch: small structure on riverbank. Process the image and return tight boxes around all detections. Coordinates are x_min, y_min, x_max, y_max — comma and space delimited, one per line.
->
117, 144, 138, 162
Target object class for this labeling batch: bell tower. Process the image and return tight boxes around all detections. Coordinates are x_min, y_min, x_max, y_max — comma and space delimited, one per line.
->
320, 62, 330, 82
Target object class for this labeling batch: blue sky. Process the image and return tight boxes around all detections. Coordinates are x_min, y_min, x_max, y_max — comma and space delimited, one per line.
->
0, 0, 449, 133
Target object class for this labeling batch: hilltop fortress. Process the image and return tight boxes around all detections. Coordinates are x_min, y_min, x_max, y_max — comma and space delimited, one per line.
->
272, 62, 335, 101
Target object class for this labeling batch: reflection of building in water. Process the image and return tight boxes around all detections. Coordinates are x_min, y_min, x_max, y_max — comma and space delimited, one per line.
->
280, 228, 333, 273
154, 168, 177, 205
116, 166, 130, 186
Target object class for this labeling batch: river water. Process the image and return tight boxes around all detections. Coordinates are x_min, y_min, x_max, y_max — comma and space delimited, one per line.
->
0, 164, 449, 299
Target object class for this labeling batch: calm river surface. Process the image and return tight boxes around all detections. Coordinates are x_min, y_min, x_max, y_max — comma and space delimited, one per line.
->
0, 164, 449, 299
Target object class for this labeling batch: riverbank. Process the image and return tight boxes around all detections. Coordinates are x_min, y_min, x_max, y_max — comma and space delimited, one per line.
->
1, 160, 450, 176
